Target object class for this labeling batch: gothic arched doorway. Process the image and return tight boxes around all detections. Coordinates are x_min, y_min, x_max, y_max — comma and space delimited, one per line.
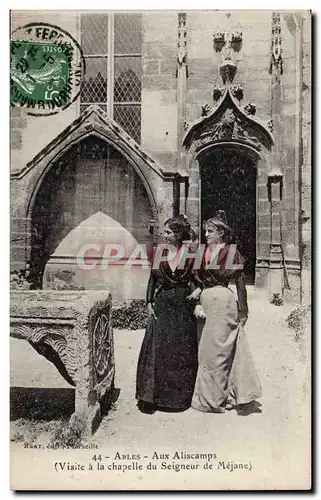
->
199, 148, 257, 283
30, 135, 154, 299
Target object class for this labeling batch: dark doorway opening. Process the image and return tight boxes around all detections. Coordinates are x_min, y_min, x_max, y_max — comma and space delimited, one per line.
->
200, 149, 257, 283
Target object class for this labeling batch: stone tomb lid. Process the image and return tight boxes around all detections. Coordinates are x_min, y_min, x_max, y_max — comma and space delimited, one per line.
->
10, 290, 111, 319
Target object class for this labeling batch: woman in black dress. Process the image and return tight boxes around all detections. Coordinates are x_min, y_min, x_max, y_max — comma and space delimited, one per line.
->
136, 215, 199, 413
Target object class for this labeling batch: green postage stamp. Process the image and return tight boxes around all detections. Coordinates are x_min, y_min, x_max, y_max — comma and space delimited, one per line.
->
10, 41, 71, 109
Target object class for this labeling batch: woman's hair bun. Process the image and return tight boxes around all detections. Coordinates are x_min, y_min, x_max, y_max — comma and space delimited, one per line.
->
215, 210, 228, 225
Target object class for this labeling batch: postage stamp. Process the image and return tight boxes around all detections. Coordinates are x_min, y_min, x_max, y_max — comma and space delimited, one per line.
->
10, 41, 71, 110
10, 23, 85, 116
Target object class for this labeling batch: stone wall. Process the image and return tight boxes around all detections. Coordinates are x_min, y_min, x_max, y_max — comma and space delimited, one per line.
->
141, 12, 178, 173
301, 11, 312, 305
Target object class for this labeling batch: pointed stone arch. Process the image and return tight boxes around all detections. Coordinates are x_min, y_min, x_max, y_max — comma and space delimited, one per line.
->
13, 105, 165, 223
183, 87, 274, 157
183, 87, 275, 284
11, 105, 169, 290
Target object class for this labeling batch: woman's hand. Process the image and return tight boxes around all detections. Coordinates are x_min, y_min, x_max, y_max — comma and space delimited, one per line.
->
187, 287, 202, 301
147, 302, 157, 320
194, 305, 206, 320
239, 315, 248, 326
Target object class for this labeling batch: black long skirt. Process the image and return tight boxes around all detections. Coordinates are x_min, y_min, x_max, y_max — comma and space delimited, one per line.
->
136, 286, 198, 410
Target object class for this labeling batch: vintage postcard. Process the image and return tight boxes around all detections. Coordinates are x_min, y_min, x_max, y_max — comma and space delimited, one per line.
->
10, 9, 311, 490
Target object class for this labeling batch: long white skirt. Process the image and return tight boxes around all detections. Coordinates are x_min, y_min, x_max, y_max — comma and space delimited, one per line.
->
192, 286, 262, 412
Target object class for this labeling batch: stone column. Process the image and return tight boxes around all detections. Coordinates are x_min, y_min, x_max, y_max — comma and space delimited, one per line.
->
268, 170, 284, 299
176, 12, 189, 214
268, 12, 285, 300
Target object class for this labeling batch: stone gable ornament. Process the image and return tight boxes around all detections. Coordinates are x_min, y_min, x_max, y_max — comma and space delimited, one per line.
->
267, 119, 274, 132
201, 103, 212, 116
183, 121, 189, 131
212, 85, 225, 102
182, 20, 273, 156
213, 31, 226, 52
230, 30, 243, 52
183, 88, 274, 154
230, 84, 244, 102
220, 59, 237, 85
244, 101, 257, 115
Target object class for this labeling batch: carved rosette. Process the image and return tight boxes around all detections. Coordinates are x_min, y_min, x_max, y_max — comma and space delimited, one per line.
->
92, 312, 111, 380
89, 300, 113, 386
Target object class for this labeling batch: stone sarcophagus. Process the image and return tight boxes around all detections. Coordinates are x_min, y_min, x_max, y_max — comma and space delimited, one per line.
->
10, 290, 114, 438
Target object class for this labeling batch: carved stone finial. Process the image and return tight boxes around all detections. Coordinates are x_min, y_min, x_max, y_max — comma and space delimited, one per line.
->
177, 13, 188, 76
244, 101, 256, 115
213, 32, 226, 52
230, 84, 244, 101
269, 12, 283, 76
212, 85, 225, 102
230, 30, 243, 52
267, 119, 274, 132
201, 103, 212, 116
219, 60, 237, 85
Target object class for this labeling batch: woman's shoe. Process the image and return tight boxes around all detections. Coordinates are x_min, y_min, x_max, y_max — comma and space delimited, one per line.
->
137, 400, 156, 414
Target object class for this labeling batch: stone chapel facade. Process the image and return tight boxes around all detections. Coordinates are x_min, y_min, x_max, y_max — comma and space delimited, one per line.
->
10, 10, 311, 304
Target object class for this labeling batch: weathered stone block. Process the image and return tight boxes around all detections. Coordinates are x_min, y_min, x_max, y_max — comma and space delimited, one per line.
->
257, 242, 270, 256
144, 41, 176, 60
10, 290, 114, 438
258, 184, 269, 199
10, 246, 27, 269
10, 106, 22, 118
159, 90, 177, 106
258, 228, 270, 243
143, 74, 176, 91
143, 59, 160, 75
258, 200, 271, 215
11, 216, 30, 232
258, 215, 271, 229
10, 116, 27, 129
188, 183, 199, 198
160, 59, 176, 76
186, 198, 200, 228
11, 129, 22, 150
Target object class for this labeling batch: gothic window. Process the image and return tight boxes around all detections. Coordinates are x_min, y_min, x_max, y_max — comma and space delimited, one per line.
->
80, 13, 142, 143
